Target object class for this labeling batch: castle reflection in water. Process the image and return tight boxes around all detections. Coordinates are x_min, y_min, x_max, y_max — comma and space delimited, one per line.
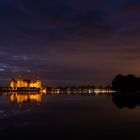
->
3, 88, 115, 105
9, 92, 42, 105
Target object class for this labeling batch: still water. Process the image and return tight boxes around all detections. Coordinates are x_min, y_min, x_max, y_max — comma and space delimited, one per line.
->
0, 92, 140, 140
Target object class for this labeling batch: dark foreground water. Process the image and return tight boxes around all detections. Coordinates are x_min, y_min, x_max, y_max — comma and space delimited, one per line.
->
0, 93, 140, 140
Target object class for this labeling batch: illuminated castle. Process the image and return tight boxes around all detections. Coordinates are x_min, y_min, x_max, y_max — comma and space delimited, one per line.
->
10, 76, 41, 89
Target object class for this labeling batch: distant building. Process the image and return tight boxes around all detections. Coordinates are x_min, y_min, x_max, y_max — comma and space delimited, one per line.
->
10, 76, 42, 89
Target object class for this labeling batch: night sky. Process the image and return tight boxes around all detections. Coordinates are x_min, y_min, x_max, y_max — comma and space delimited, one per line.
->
0, 0, 140, 86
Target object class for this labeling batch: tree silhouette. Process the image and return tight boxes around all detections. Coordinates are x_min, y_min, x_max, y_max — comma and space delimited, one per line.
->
112, 74, 138, 92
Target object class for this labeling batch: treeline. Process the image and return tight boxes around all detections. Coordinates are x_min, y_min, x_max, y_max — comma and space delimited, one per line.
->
112, 74, 140, 92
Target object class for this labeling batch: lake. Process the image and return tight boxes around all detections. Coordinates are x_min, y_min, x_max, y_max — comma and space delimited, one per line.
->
0, 92, 140, 140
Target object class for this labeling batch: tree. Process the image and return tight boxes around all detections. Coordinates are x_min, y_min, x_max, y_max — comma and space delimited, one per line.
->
112, 74, 137, 92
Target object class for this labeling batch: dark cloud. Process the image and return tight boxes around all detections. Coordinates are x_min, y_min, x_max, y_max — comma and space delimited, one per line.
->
0, 0, 140, 86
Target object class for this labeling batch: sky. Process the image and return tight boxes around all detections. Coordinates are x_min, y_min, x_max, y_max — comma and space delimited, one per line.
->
0, 0, 140, 86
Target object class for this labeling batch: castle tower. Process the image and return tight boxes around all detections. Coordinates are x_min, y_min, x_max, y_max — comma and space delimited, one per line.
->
10, 79, 16, 89
35, 77, 41, 88
17, 75, 24, 88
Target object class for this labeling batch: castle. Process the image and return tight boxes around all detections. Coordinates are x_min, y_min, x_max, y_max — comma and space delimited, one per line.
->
10, 76, 42, 89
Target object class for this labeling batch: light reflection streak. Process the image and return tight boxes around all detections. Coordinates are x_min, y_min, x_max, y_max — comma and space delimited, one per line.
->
10, 93, 42, 105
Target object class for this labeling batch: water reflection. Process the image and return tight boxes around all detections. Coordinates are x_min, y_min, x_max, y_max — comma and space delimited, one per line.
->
112, 93, 140, 109
2, 91, 140, 109
0, 91, 140, 140
9, 92, 42, 105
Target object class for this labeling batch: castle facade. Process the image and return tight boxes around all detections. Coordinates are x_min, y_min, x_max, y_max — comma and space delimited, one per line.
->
10, 76, 41, 89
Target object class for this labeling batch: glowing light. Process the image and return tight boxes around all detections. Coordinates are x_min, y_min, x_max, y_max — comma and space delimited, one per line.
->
10, 76, 42, 89
94, 89, 116, 94
10, 93, 42, 104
